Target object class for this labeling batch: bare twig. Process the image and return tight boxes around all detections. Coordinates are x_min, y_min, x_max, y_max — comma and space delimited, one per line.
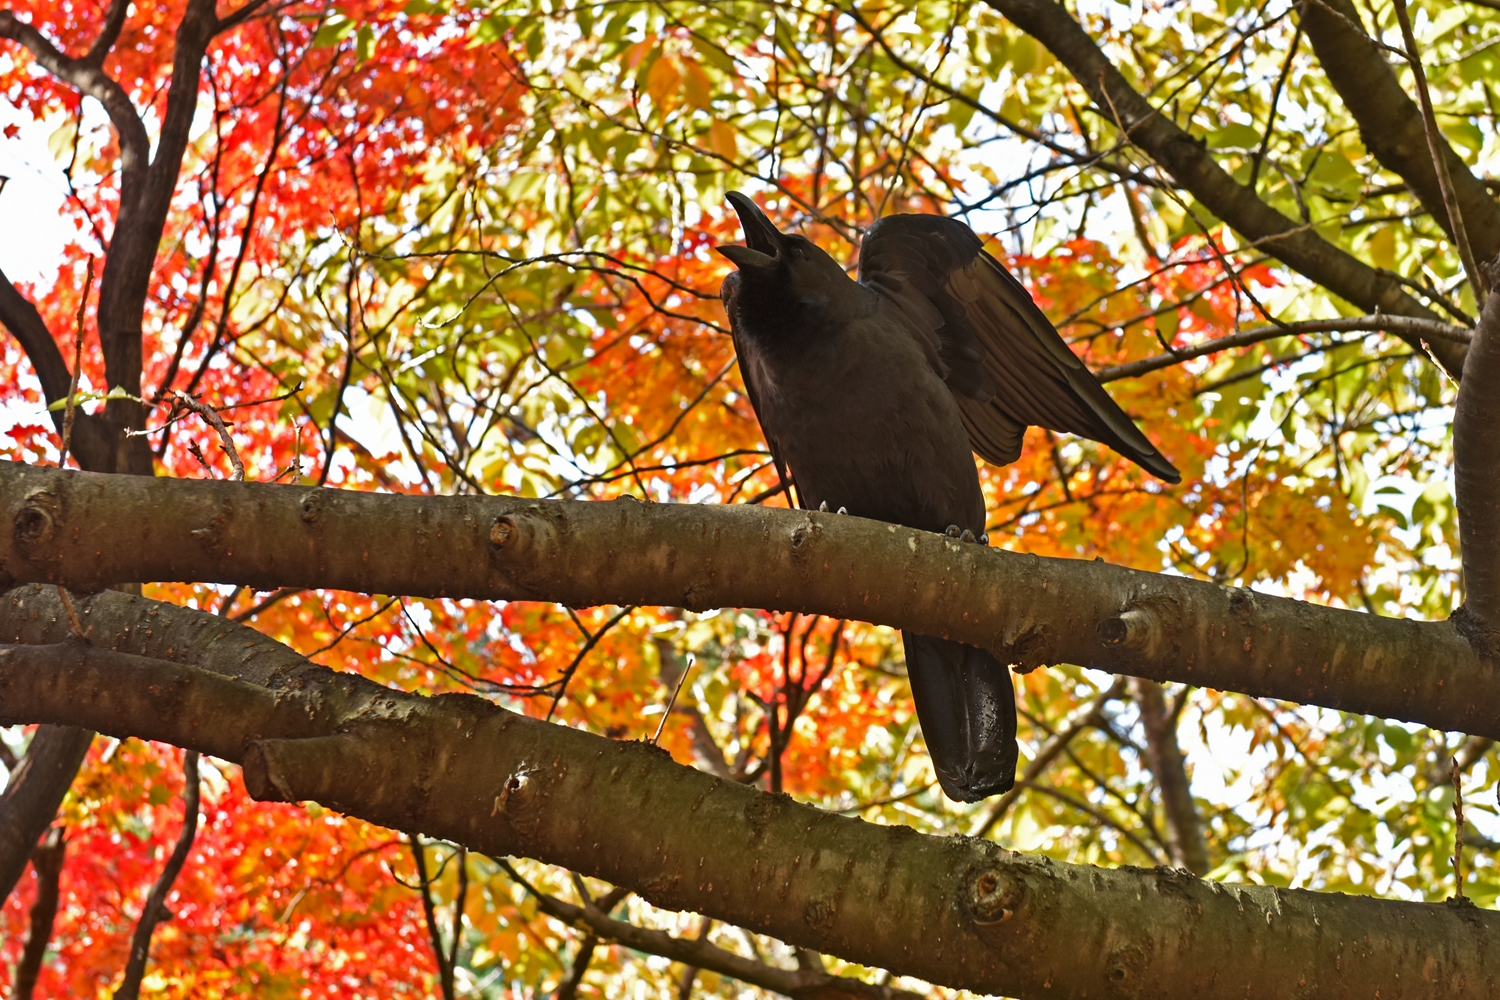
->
545, 606, 635, 722
677, 918, 715, 1000
229, 587, 304, 622
115, 751, 200, 1000
1392, 0, 1485, 300
1096, 314, 1471, 383
173, 391, 245, 481
59, 258, 95, 470
55, 587, 86, 640
501, 861, 926, 1000
449, 845, 468, 981
651, 653, 696, 745
1452, 755, 1467, 901
1248, 25, 1302, 192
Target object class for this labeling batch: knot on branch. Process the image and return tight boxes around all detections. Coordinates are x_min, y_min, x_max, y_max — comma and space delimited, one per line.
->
1096, 607, 1162, 659
789, 518, 824, 558
490, 506, 563, 564
300, 490, 324, 524
1450, 604, 1500, 662
13, 488, 61, 559
966, 865, 1024, 925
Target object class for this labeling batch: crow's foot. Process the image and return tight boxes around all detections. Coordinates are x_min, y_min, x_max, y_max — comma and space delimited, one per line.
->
944, 524, 962, 538
819, 501, 828, 512
837, 506, 847, 515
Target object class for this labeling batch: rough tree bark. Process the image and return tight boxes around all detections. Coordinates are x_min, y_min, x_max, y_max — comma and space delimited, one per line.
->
2, 461, 1495, 739
0, 725, 92, 900
983, 0, 1468, 377
1454, 286, 1500, 652
0, 613, 1493, 999
1130, 679, 1209, 876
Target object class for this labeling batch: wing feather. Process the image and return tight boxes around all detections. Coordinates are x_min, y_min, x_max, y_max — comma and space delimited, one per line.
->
859, 215, 1180, 483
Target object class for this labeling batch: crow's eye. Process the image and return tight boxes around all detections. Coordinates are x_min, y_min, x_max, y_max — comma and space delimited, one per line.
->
789, 243, 807, 261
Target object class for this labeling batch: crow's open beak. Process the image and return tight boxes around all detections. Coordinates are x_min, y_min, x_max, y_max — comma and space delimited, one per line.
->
716, 191, 784, 270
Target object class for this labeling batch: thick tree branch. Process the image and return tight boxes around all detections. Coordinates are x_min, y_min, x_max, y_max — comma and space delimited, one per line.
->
1453, 287, 1500, 651
11, 826, 64, 1000
90, 0, 217, 466
1131, 679, 1208, 875
0, 270, 115, 471
1298, 0, 1500, 267
1, 462, 1495, 739
0, 635, 1495, 998
982, 0, 1468, 377
0, 11, 149, 192
0, 726, 92, 901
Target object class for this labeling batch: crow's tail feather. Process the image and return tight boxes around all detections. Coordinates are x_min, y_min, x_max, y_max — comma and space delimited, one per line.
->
902, 632, 1018, 802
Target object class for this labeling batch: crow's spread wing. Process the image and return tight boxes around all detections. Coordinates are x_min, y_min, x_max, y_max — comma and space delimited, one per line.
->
722, 270, 800, 505
858, 214, 1180, 482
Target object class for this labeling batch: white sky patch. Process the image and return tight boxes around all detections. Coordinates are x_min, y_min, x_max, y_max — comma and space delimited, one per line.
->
0, 99, 98, 289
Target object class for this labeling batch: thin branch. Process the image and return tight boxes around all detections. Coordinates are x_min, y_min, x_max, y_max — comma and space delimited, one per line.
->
502, 862, 926, 1000
170, 392, 245, 480
84, 0, 130, 65
0, 12, 150, 188
408, 834, 455, 1000
1248, 24, 1303, 192
545, 606, 635, 722
1391, 0, 1485, 300
228, 586, 303, 622
1095, 315, 1470, 383
59, 259, 95, 470
114, 751, 200, 1000
554, 932, 598, 1000
984, 0, 1465, 376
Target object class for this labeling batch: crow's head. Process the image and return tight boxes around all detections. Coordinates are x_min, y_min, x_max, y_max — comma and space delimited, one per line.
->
717, 192, 852, 317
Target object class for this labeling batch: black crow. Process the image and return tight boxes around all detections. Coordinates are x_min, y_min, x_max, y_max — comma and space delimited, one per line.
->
717, 191, 1179, 801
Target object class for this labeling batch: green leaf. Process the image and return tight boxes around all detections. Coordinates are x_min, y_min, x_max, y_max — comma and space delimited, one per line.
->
311, 16, 355, 49
471, 14, 506, 45
1207, 123, 1261, 150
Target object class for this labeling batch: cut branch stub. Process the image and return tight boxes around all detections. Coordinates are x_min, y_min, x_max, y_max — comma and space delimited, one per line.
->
1096, 607, 1159, 654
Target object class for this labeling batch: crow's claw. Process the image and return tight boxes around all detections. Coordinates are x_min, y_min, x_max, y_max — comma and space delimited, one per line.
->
959, 529, 976, 543
819, 501, 828, 512
837, 506, 847, 515
944, 524, 962, 538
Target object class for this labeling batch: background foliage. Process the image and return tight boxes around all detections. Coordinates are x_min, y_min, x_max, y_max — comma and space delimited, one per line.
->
1, 0, 1495, 996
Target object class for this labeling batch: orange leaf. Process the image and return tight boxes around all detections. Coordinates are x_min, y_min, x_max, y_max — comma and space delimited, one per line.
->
708, 120, 739, 160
